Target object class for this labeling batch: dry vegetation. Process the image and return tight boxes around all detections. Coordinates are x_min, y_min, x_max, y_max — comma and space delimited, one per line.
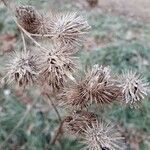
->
0, 0, 150, 150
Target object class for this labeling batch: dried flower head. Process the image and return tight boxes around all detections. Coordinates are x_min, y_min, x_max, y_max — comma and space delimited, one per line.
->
4, 51, 38, 88
63, 111, 97, 137
60, 65, 120, 110
81, 121, 124, 150
49, 12, 90, 46
118, 70, 149, 108
38, 46, 76, 93
15, 5, 51, 34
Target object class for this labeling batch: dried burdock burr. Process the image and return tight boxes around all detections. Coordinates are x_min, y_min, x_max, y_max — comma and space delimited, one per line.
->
2, 1, 150, 149
15, 5, 51, 34
63, 111, 97, 137
37, 45, 77, 93
60, 64, 120, 110
118, 70, 149, 108
4, 50, 38, 88
49, 11, 91, 47
81, 121, 124, 150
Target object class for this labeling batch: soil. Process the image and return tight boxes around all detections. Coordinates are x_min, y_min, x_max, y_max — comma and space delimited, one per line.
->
98, 0, 150, 23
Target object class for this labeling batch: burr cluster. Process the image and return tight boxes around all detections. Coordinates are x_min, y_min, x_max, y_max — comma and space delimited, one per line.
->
2, 4, 149, 150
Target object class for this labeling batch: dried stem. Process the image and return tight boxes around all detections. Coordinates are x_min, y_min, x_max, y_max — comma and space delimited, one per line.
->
1, 1, 49, 51
44, 93, 62, 122
14, 19, 49, 51
1, 0, 7, 7
50, 118, 65, 145
30, 33, 53, 37
21, 32, 27, 52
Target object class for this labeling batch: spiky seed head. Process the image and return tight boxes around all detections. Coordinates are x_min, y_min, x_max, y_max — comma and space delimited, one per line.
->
38, 46, 76, 93
81, 121, 124, 150
118, 70, 149, 108
63, 111, 97, 137
15, 5, 51, 34
4, 51, 38, 88
60, 65, 120, 110
49, 12, 91, 47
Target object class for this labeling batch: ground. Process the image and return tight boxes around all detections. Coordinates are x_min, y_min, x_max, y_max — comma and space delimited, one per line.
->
98, 0, 150, 23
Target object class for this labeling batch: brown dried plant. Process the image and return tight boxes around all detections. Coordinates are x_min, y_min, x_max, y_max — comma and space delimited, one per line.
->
1, 1, 149, 150
81, 121, 124, 150
63, 111, 97, 137
4, 50, 38, 88
118, 70, 149, 108
37, 45, 77, 93
15, 5, 51, 35
49, 11, 91, 46
60, 65, 120, 110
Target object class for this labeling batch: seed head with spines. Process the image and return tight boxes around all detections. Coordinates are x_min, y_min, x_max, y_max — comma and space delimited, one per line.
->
60, 65, 120, 110
118, 70, 149, 108
49, 11, 91, 47
63, 111, 97, 137
37, 45, 77, 93
4, 50, 38, 88
81, 121, 124, 150
15, 5, 51, 34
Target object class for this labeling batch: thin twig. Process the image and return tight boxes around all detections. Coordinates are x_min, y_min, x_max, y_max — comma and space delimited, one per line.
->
50, 119, 65, 145
30, 33, 53, 37
14, 19, 49, 51
1, 1, 50, 51
1, 0, 7, 7
21, 32, 27, 53
0, 97, 38, 149
44, 93, 62, 122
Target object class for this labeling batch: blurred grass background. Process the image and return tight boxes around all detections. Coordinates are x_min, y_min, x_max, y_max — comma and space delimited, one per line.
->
0, 0, 150, 150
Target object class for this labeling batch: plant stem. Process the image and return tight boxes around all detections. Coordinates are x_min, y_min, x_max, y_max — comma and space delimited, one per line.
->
44, 93, 62, 122
21, 32, 27, 53
1, 0, 49, 51
14, 20, 49, 51
50, 119, 65, 145
1, 0, 7, 7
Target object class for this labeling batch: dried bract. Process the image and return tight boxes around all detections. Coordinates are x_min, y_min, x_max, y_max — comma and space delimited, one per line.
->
118, 70, 149, 108
4, 51, 38, 88
49, 12, 91, 47
63, 111, 97, 137
15, 5, 51, 34
61, 65, 120, 110
81, 121, 124, 150
38, 46, 76, 93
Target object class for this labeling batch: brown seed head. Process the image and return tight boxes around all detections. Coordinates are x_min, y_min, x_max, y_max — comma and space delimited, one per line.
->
38, 46, 76, 93
60, 65, 120, 110
118, 70, 149, 108
63, 111, 97, 137
4, 51, 38, 88
81, 121, 124, 150
15, 5, 51, 34
49, 12, 91, 47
